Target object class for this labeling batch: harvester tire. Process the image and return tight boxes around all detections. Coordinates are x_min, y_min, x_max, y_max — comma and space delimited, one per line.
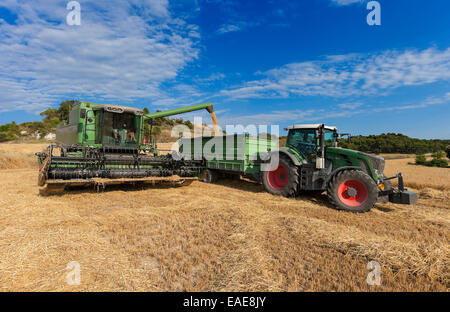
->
202, 169, 218, 183
262, 155, 299, 197
327, 169, 378, 213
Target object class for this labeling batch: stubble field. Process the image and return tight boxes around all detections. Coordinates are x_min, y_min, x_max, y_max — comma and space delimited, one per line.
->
0, 143, 448, 291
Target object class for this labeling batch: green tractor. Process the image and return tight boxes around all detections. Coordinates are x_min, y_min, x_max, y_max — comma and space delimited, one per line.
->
261, 124, 417, 212
36, 101, 218, 193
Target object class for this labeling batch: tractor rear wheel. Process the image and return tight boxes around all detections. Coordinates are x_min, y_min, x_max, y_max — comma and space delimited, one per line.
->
327, 170, 378, 213
262, 156, 299, 197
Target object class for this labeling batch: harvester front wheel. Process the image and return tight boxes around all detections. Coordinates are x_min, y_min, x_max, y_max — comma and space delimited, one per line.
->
327, 170, 378, 213
262, 156, 299, 197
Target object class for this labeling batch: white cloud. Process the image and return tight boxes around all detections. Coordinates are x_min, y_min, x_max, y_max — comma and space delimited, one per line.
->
338, 102, 362, 109
372, 92, 450, 112
220, 92, 450, 126
220, 107, 368, 126
0, 0, 200, 113
195, 72, 226, 83
331, 0, 364, 6
217, 24, 241, 34
221, 48, 450, 99
216, 20, 260, 35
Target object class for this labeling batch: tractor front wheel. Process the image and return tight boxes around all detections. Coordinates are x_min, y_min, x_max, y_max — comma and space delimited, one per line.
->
327, 170, 378, 213
262, 156, 299, 197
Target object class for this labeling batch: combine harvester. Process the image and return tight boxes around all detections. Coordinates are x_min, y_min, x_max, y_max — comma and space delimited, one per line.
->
36, 102, 218, 193
179, 124, 418, 212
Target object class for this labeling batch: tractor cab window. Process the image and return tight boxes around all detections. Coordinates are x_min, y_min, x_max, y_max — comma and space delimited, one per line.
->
102, 112, 138, 146
287, 129, 317, 160
324, 130, 337, 147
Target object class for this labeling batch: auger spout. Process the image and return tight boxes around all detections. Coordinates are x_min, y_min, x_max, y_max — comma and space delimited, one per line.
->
144, 102, 220, 134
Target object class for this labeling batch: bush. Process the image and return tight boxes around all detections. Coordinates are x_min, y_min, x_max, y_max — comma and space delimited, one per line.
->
428, 158, 448, 168
415, 154, 427, 165
432, 150, 446, 160
447, 146, 450, 159
185, 120, 194, 130
0, 131, 16, 142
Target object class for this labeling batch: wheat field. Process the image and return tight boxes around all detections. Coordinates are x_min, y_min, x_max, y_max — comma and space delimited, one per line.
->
0, 143, 448, 291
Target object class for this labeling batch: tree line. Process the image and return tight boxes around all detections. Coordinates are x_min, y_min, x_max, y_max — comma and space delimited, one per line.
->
338, 133, 450, 155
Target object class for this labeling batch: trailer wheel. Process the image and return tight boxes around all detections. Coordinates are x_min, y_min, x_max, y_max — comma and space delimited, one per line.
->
262, 156, 298, 197
327, 170, 378, 213
202, 169, 218, 183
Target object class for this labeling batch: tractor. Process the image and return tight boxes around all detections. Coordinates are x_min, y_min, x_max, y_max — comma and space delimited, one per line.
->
261, 124, 417, 212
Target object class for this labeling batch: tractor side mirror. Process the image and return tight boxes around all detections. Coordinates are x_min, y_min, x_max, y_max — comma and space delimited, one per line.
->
339, 133, 351, 143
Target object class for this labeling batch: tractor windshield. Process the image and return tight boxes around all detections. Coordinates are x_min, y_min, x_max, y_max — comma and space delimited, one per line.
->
102, 112, 138, 147
287, 129, 316, 159
287, 128, 337, 159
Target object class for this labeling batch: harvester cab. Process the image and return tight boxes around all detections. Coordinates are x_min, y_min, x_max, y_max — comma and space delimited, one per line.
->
260, 123, 418, 212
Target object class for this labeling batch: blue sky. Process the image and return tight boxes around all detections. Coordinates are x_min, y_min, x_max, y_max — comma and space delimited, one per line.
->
0, 0, 449, 138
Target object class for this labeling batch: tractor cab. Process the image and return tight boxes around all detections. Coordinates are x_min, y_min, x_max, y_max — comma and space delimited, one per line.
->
285, 124, 338, 168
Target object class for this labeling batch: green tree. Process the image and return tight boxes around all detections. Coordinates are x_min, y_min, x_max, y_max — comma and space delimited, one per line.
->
428, 158, 448, 168
415, 154, 427, 165
44, 117, 61, 128
0, 131, 16, 142
40, 108, 59, 121
58, 100, 79, 123
185, 120, 194, 130
432, 150, 446, 160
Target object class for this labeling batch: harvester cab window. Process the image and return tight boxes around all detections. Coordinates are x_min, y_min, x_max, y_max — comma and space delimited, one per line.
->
287, 129, 317, 160
102, 112, 137, 146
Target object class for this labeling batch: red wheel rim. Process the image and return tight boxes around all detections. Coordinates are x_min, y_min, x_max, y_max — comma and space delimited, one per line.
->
267, 164, 288, 190
337, 179, 368, 207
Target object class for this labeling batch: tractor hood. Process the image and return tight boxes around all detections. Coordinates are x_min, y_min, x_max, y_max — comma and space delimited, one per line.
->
358, 151, 385, 174
326, 147, 385, 175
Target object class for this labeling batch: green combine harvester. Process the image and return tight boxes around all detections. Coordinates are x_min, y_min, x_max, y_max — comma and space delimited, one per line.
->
178, 124, 417, 212
36, 101, 218, 193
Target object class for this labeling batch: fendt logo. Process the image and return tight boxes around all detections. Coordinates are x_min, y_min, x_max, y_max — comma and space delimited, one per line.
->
104, 106, 125, 113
